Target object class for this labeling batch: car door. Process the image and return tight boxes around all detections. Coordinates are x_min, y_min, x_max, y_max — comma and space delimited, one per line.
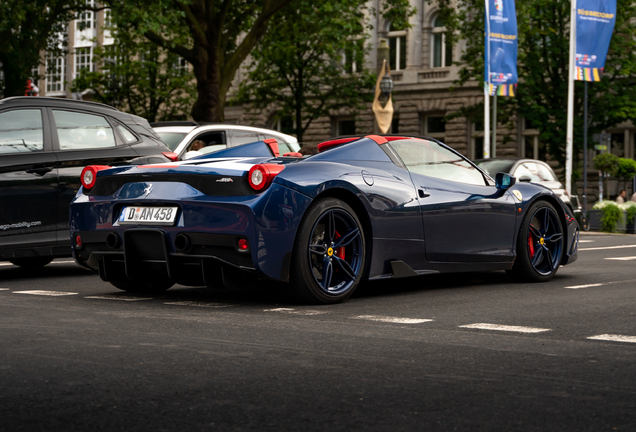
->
50, 108, 139, 241
387, 138, 517, 263
0, 107, 59, 252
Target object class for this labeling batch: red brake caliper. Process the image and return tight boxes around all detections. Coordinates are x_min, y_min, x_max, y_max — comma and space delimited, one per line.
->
334, 231, 345, 260
528, 227, 535, 258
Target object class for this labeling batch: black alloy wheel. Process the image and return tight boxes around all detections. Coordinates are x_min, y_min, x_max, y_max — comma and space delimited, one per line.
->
511, 201, 564, 282
290, 198, 365, 304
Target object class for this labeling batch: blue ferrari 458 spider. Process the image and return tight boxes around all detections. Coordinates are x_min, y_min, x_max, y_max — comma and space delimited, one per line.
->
70, 135, 578, 304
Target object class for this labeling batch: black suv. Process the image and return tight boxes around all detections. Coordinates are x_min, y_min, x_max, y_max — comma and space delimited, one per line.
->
0, 97, 175, 268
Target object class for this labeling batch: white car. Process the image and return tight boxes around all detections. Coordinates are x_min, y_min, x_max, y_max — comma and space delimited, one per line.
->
151, 122, 300, 160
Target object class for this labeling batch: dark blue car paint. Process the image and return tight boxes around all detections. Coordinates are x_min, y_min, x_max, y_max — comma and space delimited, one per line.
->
70, 136, 578, 286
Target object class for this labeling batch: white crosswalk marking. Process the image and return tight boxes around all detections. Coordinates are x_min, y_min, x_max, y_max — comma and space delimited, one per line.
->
352, 315, 433, 324
459, 323, 550, 333
588, 334, 636, 343
564, 279, 636, 289
165, 301, 235, 308
264, 308, 326, 316
86, 295, 152, 301
14, 290, 77, 296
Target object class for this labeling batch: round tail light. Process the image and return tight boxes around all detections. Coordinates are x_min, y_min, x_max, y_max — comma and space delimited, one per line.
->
248, 164, 285, 191
80, 165, 111, 190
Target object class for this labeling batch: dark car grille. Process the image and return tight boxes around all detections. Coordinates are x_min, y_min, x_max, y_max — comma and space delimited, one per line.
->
87, 173, 257, 196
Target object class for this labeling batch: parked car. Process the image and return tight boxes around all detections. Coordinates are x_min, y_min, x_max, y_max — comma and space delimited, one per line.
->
151, 121, 300, 160
70, 135, 578, 304
0, 97, 176, 268
474, 158, 573, 211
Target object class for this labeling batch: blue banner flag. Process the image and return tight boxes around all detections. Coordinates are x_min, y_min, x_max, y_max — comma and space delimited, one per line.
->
575, 0, 616, 82
484, 0, 518, 96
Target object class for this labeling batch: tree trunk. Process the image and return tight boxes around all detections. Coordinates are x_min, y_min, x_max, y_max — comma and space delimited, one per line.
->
190, 45, 223, 122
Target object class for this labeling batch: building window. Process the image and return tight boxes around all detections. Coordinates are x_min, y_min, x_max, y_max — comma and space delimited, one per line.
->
270, 115, 296, 137
343, 39, 364, 74
334, 118, 356, 136
391, 117, 399, 134
471, 120, 484, 160
432, 16, 452, 68
74, 47, 94, 78
46, 54, 65, 93
521, 117, 544, 160
76, 0, 96, 30
388, 24, 407, 71
172, 56, 189, 76
423, 115, 446, 140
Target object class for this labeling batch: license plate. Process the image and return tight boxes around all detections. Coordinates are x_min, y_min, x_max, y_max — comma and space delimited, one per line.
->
118, 206, 178, 225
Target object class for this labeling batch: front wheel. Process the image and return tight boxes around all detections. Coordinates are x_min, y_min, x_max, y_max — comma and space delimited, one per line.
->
290, 198, 365, 304
510, 201, 564, 282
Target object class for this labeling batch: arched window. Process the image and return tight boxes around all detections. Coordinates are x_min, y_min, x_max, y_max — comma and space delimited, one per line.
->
388, 23, 407, 71
432, 16, 452, 68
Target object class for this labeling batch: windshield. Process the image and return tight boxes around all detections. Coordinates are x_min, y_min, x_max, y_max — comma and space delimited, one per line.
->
476, 160, 516, 176
155, 132, 187, 150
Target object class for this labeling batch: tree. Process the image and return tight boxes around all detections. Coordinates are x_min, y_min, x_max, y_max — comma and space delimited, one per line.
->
106, 0, 294, 122
72, 30, 195, 123
433, 0, 636, 173
233, 0, 416, 142
0, 0, 91, 97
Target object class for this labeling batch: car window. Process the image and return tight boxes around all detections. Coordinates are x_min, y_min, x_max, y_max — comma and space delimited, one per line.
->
389, 138, 486, 186
156, 132, 188, 150
188, 131, 226, 151
476, 159, 515, 177
53, 110, 116, 150
230, 130, 261, 146
116, 124, 138, 143
536, 163, 557, 181
514, 163, 542, 182
0, 109, 44, 154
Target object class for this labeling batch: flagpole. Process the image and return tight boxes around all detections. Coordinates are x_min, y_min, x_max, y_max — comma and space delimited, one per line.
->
484, 0, 491, 159
493, 93, 497, 157
565, 0, 577, 196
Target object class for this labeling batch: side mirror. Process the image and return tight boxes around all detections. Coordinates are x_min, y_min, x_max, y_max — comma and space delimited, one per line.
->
495, 172, 516, 190
519, 176, 532, 183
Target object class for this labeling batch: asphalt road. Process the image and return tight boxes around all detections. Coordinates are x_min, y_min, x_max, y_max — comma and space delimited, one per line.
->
1, 233, 635, 431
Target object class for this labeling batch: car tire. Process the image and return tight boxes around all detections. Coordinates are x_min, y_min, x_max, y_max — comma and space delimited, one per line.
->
109, 279, 174, 293
290, 198, 365, 304
9, 257, 54, 268
510, 200, 564, 282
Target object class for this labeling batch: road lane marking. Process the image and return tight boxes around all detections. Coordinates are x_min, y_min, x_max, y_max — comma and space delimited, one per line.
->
564, 279, 636, 289
459, 323, 550, 333
0, 260, 76, 267
86, 295, 152, 301
165, 301, 235, 308
579, 244, 636, 251
588, 334, 636, 344
352, 315, 433, 324
0, 263, 14, 267
605, 256, 636, 261
0, 288, 9, 291
14, 290, 77, 296
264, 307, 327, 316
578, 240, 594, 243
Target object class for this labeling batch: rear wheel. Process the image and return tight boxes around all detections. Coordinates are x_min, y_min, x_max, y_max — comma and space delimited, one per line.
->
510, 201, 564, 282
290, 198, 365, 304
109, 279, 174, 293
10, 257, 53, 268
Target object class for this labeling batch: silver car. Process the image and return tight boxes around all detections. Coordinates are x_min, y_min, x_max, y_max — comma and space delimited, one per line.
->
475, 158, 573, 211
151, 121, 300, 160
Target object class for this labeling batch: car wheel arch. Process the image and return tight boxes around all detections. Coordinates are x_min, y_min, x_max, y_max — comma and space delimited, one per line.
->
310, 187, 373, 279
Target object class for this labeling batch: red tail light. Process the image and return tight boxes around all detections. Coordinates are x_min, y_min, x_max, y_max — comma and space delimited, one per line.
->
248, 164, 285, 191
80, 165, 111, 189
162, 151, 179, 161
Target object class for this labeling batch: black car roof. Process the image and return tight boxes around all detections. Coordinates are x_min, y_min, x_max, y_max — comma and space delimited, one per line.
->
0, 96, 118, 112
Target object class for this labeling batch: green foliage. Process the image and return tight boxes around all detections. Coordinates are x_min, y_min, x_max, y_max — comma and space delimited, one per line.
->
71, 31, 195, 123
233, 0, 379, 142
107, 0, 294, 121
599, 201, 623, 233
593, 153, 620, 176
0, 0, 91, 97
379, 0, 417, 31
431, 0, 636, 170
615, 157, 636, 181
626, 205, 636, 224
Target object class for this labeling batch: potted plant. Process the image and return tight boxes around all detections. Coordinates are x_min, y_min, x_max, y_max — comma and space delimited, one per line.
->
589, 200, 636, 233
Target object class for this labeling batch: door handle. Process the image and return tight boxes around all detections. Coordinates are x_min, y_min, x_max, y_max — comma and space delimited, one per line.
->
26, 165, 52, 175
418, 188, 430, 198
